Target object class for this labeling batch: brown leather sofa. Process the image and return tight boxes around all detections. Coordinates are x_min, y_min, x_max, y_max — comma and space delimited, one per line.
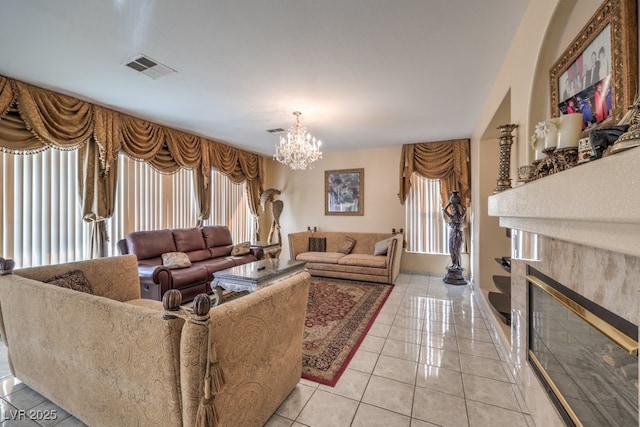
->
118, 226, 260, 302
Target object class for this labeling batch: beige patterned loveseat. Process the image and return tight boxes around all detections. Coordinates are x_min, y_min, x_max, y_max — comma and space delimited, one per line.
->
0, 255, 310, 427
289, 231, 403, 284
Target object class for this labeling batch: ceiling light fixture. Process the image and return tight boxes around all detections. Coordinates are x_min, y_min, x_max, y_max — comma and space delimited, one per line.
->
274, 111, 323, 170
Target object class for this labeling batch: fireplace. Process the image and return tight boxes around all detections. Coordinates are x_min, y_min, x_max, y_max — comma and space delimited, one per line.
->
527, 266, 638, 426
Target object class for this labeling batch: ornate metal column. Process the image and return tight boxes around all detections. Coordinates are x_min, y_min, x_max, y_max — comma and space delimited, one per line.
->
494, 124, 518, 193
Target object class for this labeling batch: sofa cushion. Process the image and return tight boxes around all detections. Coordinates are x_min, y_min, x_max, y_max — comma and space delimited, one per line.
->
308, 237, 327, 252
337, 236, 357, 255
186, 249, 212, 263
127, 229, 176, 260
210, 245, 233, 258
231, 241, 251, 256
43, 270, 94, 294
162, 252, 192, 269
202, 226, 233, 247
173, 228, 206, 253
168, 265, 209, 288
296, 252, 344, 264
373, 237, 394, 256
337, 254, 387, 268
194, 258, 237, 277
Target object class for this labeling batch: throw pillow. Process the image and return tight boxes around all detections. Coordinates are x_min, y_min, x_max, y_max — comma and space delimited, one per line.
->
162, 252, 192, 269
373, 237, 394, 256
308, 237, 327, 252
44, 270, 94, 294
231, 241, 251, 256
337, 236, 357, 255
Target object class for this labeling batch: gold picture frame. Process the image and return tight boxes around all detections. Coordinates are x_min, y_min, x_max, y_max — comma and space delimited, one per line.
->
325, 168, 364, 216
550, 0, 638, 132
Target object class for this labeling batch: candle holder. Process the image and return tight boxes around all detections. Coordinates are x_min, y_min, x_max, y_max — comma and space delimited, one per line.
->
494, 124, 518, 193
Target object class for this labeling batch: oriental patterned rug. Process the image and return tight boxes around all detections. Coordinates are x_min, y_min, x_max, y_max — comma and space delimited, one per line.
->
302, 277, 393, 386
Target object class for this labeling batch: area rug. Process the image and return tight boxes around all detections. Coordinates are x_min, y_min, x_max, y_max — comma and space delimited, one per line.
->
302, 277, 393, 386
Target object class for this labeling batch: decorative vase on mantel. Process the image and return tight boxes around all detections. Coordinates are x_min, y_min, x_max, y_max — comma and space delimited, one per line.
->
531, 114, 582, 180
532, 119, 558, 162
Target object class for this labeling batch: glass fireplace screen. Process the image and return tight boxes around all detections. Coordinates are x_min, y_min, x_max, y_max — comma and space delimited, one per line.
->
528, 271, 638, 427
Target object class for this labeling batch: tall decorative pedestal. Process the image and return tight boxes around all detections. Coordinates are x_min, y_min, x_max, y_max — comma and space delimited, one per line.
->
494, 124, 518, 193
444, 266, 467, 285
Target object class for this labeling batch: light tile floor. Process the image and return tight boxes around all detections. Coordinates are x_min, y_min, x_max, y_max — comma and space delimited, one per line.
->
0, 273, 534, 426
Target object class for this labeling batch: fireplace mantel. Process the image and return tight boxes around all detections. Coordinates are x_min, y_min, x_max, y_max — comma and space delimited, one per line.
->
488, 147, 640, 257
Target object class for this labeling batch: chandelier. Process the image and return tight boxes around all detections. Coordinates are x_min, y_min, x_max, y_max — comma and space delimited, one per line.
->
274, 111, 323, 170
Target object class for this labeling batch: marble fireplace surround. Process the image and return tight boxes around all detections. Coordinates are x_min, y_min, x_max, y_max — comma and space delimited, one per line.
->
487, 147, 640, 426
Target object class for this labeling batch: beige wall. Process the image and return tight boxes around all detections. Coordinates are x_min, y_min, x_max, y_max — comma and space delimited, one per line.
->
260, 145, 469, 275
258, 0, 622, 282
469, 1, 631, 423
470, 0, 597, 290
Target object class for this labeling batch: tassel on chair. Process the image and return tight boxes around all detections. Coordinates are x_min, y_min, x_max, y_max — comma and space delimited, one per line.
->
209, 344, 225, 394
211, 360, 225, 393
190, 294, 224, 427
195, 395, 218, 427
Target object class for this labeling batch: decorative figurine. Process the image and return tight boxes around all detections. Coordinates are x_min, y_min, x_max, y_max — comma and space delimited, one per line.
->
260, 188, 283, 245
442, 191, 467, 285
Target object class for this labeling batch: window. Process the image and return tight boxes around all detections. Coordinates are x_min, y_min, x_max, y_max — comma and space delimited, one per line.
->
108, 154, 253, 255
1, 151, 254, 266
0, 148, 91, 267
202, 171, 253, 245
404, 174, 449, 254
107, 155, 201, 255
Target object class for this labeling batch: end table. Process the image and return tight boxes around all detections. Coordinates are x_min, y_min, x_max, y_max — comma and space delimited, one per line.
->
250, 241, 282, 259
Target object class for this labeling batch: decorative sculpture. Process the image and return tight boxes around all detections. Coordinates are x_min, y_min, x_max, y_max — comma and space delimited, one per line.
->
611, 94, 640, 154
260, 188, 283, 245
442, 191, 467, 285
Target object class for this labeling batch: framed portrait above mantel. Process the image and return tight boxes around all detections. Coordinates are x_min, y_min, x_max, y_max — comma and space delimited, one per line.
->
550, 0, 638, 133
325, 168, 364, 216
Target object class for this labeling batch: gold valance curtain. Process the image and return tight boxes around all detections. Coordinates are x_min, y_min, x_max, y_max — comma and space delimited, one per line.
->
398, 138, 471, 208
0, 75, 264, 254
202, 140, 264, 233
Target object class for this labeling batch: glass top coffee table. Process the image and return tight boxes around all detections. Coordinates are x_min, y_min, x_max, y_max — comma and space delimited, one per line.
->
210, 259, 306, 306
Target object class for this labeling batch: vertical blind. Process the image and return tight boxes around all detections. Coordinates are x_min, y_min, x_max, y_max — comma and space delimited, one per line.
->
108, 155, 252, 255
1, 148, 90, 267
1, 150, 253, 267
201, 172, 253, 245
404, 173, 449, 254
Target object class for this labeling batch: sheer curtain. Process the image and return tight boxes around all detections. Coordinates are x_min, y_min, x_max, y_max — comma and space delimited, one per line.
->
405, 173, 448, 254
0, 149, 90, 267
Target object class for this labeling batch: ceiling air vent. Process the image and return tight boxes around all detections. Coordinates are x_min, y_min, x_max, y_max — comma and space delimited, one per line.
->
125, 54, 176, 79
266, 128, 285, 134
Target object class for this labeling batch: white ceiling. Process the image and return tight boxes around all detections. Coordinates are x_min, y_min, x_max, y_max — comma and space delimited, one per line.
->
0, 0, 529, 155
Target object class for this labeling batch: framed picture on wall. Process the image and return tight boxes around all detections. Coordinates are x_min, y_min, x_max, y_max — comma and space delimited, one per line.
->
325, 168, 364, 216
550, 0, 637, 133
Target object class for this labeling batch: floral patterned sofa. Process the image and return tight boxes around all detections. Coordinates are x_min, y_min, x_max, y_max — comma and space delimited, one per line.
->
288, 231, 403, 283
0, 255, 310, 426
